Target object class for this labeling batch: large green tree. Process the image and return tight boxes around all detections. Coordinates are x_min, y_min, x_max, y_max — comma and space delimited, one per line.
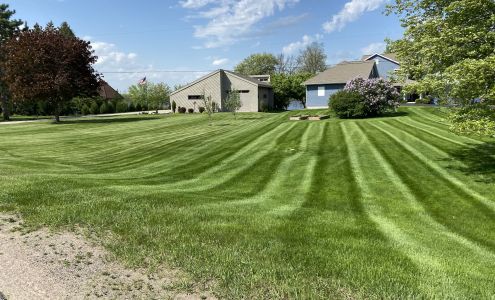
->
387, 0, 495, 104
271, 72, 312, 109
0, 4, 23, 121
234, 53, 279, 75
1, 25, 100, 122
128, 82, 171, 112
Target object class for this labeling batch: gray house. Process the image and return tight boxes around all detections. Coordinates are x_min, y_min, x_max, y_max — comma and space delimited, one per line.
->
304, 53, 404, 108
170, 69, 273, 112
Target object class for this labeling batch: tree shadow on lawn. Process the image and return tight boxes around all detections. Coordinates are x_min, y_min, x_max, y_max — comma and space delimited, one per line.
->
446, 140, 495, 184
59, 116, 161, 124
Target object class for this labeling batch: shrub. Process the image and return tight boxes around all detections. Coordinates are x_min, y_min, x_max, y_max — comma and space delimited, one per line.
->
178, 106, 186, 114
89, 101, 99, 114
339, 77, 401, 118
449, 104, 495, 137
81, 104, 90, 115
188, 108, 194, 114
116, 102, 128, 113
99, 102, 110, 114
172, 101, 177, 113
128, 102, 135, 112
136, 103, 142, 111
198, 106, 205, 113
329, 91, 365, 118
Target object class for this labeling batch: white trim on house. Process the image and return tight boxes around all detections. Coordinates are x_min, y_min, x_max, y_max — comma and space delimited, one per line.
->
364, 53, 400, 65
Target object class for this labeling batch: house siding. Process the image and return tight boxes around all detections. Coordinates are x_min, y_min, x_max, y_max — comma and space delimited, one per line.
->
306, 84, 345, 108
223, 72, 259, 112
170, 71, 222, 112
170, 70, 273, 112
368, 56, 399, 80
258, 87, 273, 111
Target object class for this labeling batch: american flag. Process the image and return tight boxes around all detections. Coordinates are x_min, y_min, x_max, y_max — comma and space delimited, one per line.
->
138, 76, 147, 85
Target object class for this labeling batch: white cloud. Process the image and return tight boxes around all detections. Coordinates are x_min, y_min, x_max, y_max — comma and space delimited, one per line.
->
180, 0, 216, 9
323, 0, 386, 33
282, 34, 322, 55
90, 41, 138, 67
181, 0, 299, 48
212, 58, 229, 66
86, 38, 208, 92
361, 42, 386, 55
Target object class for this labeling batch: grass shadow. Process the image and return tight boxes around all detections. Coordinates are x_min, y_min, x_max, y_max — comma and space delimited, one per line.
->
59, 116, 161, 124
446, 140, 495, 183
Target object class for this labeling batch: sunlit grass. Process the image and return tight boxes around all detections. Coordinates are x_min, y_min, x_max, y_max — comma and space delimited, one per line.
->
0, 108, 494, 298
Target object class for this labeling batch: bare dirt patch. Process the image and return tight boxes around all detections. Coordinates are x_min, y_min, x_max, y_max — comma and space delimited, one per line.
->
0, 213, 216, 300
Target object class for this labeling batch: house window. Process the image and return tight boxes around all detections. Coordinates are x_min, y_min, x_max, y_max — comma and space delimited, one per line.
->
188, 95, 203, 100
318, 86, 325, 97
226, 90, 250, 94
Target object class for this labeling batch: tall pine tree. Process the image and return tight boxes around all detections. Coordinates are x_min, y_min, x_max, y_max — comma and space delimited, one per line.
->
0, 4, 23, 121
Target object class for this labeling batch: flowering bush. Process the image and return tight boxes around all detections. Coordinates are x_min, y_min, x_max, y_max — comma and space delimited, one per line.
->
341, 77, 401, 117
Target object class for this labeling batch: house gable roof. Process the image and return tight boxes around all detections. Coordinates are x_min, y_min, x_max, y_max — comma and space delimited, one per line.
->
362, 53, 400, 65
170, 69, 272, 96
303, 61, 376, 85
223, 70, 272, 88
170, 70, 221, 96
99, 81, 121, 99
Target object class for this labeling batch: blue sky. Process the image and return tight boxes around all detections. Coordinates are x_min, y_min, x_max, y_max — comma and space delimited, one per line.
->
8, 0, 404, 92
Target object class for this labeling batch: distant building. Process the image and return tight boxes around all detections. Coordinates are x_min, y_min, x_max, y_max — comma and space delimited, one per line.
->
170, 69, 273, 112
98, 81, 122, 100
303, 53, 411, 108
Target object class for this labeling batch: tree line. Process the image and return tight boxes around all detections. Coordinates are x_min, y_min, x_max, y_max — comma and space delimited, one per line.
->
233, 42, 327, 110
0, 4, 174, 121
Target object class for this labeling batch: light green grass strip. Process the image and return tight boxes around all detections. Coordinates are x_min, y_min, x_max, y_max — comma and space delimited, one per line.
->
352, 122, 495, 259
341, 122, 463, 297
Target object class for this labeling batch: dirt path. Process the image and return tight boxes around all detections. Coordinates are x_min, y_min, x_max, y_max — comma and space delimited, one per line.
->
0, 214, 215, 300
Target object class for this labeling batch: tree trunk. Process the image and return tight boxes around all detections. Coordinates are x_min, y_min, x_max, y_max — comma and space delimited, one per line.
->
54, 114, 60, 123
1, 94, 10, 121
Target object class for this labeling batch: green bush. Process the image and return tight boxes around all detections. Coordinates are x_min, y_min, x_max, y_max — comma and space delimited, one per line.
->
329, 91, 365, 118
172, 101, 177, 113
89, 102, 99, 115
178, 106, 186, 114
449, 104, 495, 137
116, 102, 128, 113
198, 106, 205, 113
81, 104, 90, 115
100, 102, 109, 114
128, 103, 136, 112
188, 108, 194, 114
136, 103, 142, 111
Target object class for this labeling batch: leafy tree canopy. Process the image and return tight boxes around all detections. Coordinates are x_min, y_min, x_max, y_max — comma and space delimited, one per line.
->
0, 25, 101, 122
387, 0, 495, 104
0, 4, 24, 121
128, 82, 171, 112
234, 53, 279, 75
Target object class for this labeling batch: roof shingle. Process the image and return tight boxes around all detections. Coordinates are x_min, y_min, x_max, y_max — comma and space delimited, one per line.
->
303, 61, 376, 85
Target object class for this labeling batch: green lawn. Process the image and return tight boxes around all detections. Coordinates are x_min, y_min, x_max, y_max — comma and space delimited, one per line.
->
1, 107, 494, 298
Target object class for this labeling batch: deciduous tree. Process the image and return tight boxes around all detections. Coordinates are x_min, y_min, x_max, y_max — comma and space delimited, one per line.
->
297, 42, 327, 74
234, 53, 278, 75
0, 25, 100, 122
224, 89, 242, 119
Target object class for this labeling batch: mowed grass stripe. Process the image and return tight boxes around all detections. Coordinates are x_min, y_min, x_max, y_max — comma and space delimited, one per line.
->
371, 121, 495, 214
366, 121, 495, 250
354, 122, 495, 297
341, 122, 465, 297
